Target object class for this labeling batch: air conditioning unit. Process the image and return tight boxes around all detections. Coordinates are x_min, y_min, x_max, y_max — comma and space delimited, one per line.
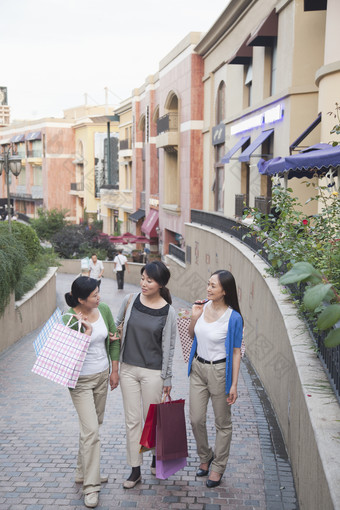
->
235, 194, 247, 217
254, 196, 271, 214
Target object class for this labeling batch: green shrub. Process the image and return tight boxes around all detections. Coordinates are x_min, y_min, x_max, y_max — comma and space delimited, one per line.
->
15, 248, 60, 301
0, 221, 40, 263
52, 224, 116, 260
0, 231, 27, 316
31, 207, 69, 241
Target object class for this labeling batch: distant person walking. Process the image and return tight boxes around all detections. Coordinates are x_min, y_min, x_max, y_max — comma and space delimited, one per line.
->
113, 249, 128, 290
89, 253, 104, 286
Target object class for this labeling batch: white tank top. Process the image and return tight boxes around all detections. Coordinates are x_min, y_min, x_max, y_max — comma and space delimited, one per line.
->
80, 311, 109, 376
195, 302, 232, 362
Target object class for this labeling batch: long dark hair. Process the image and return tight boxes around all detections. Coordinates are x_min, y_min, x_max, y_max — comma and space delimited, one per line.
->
212, 270, 243, 323
65, 276, 99, 308
141, 260, 172, 304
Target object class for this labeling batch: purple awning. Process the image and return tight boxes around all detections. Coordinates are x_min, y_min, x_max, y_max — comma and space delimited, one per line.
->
258, 143, 340, 179
239, 129, 274, 162
221, 136, 250, 164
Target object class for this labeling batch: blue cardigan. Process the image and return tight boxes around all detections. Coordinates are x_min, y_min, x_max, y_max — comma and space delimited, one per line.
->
187, 309, 243, 394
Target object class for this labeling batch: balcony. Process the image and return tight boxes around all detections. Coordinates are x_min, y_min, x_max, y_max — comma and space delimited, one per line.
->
156, 112, 179, 149
119, 138, 132, 158
27, 150, 42, 158
70, 182, 84, 197
100, 188, 133, 210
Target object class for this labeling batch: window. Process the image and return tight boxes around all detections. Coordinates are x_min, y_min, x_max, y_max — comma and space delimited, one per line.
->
245, 65, 253, 107
216, 81, 226, 124
33, 165, 42, 186
214, 144, 225, 212
270, 42, 277, 96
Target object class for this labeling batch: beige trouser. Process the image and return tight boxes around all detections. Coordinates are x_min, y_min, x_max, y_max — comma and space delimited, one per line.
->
120, 363, 164, 467
189, 358, 232, 475
69, 369, 109, 494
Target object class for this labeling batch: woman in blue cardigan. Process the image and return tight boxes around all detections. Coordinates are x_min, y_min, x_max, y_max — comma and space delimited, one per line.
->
188, 270, 243, 488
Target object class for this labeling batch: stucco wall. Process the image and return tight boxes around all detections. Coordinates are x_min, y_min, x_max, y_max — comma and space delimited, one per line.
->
0, 267, 58, 354
57, 259, 144, 286
165, 223, 340, 510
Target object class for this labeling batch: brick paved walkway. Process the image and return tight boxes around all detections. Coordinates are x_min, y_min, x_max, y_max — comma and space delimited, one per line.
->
0, 273, 298, 509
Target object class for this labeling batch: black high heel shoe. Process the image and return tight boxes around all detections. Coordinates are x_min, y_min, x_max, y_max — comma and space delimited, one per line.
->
196, 455, 214, 477
206, 473, 223, 488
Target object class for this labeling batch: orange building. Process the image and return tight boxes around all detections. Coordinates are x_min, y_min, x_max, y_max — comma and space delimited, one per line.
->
131, 32, 205, 257
0, 118, 76, 220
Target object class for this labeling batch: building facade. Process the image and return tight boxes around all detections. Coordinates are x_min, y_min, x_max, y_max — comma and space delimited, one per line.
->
131, 32, 205, 256
195, 0, 331, 219
0, 118, 76, 219
101, 98, 134, 236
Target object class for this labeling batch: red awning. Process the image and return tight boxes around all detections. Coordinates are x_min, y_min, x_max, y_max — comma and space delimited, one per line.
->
141, 210, 159, 237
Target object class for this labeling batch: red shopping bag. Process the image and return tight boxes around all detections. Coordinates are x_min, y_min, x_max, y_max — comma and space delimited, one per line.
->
139, 403, 157, 451
156, 397, 188, 461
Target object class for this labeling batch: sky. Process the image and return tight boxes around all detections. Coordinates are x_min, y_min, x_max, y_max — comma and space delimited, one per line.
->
0, 0, 230, 122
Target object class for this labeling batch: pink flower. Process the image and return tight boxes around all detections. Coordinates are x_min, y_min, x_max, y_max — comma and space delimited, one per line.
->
302, 219, 308, 226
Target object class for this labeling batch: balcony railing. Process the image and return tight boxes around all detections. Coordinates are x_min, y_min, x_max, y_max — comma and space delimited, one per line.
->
27, 150, 42, 158
169, 243, 185, 263
191, 209, 268, 262
71, 182, 84, 191
120, 138, 131, 150
157, 112, 178, 135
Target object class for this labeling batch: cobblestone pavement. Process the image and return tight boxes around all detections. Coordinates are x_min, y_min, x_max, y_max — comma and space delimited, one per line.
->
0, 273, 299, 509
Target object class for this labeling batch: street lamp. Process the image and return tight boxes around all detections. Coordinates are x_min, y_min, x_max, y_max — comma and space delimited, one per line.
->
0, 145, 22, 233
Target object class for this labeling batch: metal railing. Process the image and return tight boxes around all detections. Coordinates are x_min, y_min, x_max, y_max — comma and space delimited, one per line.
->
191, 209, 269, 263
27, 150, 42, 158
190, 208, 339, 401
71, 182, 84, 191
120, 138, 131, 150
169, 243, 185, 263
157, 112, 178, 135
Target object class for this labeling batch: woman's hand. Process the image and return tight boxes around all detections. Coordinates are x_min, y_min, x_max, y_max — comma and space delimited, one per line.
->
227, 384, 238, 405
74, 313, 92, 336
163, 386, 171, 398
191, 301, 206, 320
188, 301, 206, 338
110, 370, 119, 391
109, 331, 119, 342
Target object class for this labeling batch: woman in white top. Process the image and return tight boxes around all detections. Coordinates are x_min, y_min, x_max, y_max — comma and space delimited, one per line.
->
64, 277, 119, 508
188, 270, 243, 488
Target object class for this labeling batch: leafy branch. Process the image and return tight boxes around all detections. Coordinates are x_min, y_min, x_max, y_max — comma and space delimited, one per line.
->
280, 262, 340, 348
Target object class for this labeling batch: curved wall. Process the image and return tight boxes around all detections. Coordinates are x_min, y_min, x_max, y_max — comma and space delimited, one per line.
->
165, 223, 340, 510
0, 267, 58, 354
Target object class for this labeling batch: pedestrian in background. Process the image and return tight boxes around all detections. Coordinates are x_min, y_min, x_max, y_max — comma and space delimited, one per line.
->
115, 261, 178, 488
89, 253, 104, 286
188, 270, 243, 488
113, 248, 128, 290
64, 276, 120, 508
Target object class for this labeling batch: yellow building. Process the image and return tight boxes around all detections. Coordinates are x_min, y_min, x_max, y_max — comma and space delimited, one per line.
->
195, 0, 333, 219
65, 105, 119, 226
